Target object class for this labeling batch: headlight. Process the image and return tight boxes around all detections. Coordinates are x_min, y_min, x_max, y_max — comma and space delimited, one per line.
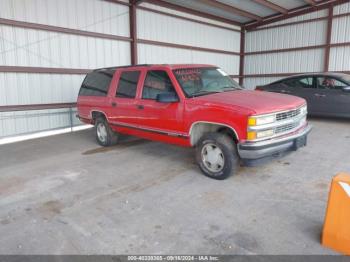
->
248, 114, 275, 126
247, 129, 275, 140
300, 104, 307, 115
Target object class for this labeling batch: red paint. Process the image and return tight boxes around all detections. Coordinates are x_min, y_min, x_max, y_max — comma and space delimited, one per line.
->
77, 64, 305, 146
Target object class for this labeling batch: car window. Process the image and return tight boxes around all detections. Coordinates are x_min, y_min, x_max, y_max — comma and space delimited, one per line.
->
116, 71, 140, 98
142, 70, 177, 100
317, 77, 347, 90
79, 69, 115, 96
283, 77, 313, 88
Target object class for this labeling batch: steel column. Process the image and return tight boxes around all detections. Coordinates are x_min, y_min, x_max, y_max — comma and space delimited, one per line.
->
129, 1, 138, 65
239, 27, 245, 86
324, 5, 334, 72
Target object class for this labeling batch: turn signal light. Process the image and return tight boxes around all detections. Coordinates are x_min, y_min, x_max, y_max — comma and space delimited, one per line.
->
247, 131, 257, 140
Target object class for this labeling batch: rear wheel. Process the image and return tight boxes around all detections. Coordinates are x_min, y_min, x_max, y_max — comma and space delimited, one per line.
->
196, 133, 239, 180
95, 117, 119, 146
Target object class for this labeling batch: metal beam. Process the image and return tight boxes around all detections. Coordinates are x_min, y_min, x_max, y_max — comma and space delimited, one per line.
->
304, 0, 317, 6
104, 0, 131, 6
133, 0, 146, 5
0, 18, 132, 42
137, 6, 240, 32
253, 0, 288, 14
239, 27, 245, 86
0, 66, 91, 74
324, 5, 334, 72
198, 0, 262, 21
245, 0, 347, 30
129, 1, 138, 65
0, 103, 77, 113
232, 71, 350, 78
137, 39, 240, 56
146, 0, 242, 26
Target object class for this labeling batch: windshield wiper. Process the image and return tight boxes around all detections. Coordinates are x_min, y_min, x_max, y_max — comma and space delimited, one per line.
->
222, 86, 242, 90
190, 90, 223, 97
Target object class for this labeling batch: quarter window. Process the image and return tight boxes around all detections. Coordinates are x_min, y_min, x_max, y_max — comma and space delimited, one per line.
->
142, 70, 177, 100
79, 69, 115, 96
116, 71, 140, 98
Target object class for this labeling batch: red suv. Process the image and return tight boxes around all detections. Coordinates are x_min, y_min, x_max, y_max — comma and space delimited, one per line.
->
77, 64, 311, 180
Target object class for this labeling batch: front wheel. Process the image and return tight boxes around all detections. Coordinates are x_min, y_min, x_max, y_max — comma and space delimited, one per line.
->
95, 117, 119, 146
195, 133, 239, 180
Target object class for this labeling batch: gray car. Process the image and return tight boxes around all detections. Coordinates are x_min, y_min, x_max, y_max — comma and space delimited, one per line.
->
256, 73, 350, 118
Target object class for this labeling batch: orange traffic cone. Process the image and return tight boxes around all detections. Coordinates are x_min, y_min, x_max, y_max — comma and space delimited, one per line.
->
322, 173, 350, 254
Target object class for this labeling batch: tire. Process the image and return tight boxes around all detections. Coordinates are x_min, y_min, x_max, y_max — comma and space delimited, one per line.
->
195, 132, 239, 180
95, 117, 119, 146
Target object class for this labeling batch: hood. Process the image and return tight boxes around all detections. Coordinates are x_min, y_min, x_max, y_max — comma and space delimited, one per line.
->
192, 90, 306, 115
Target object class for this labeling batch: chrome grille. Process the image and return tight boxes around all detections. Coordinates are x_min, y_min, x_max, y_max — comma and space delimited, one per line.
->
276, 108, 301, 121
275, 121, 299, 134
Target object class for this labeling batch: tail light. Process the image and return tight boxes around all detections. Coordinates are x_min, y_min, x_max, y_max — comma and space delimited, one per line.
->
255, 86, 264, 91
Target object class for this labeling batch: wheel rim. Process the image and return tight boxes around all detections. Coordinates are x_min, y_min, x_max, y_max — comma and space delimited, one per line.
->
201, 143, 225, 173
97, 123, 107, 143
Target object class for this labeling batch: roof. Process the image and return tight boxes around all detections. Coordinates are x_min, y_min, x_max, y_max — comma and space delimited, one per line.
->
143, 0, 347, 30
94, 64, 217, 71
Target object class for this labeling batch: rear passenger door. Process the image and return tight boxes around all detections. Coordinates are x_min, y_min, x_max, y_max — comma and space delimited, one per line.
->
137, 70, 184, 135
108, 69, 142, 127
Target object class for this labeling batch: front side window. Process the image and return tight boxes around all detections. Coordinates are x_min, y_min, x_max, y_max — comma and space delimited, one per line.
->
173, 67, 241, 97
317, 77, 347, 90
142, 70, 177, 100
79, 69, 115, 96
116, 71, 140, 98
283, 77, 313, 88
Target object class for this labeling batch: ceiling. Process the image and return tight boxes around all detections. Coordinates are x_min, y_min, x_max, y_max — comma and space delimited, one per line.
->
150, 0, 344, 29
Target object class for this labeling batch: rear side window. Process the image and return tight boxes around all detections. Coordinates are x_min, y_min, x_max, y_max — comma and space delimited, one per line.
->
79, 69, 115, 96
116, 71, 140, 98
142, 70, 176, 100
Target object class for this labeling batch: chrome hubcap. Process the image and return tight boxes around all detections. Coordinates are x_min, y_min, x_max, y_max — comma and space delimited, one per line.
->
97, 123, 107, 143
201, 143, 225, 173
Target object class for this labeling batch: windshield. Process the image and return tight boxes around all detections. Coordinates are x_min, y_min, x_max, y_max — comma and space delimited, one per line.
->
173, 67, 242, 97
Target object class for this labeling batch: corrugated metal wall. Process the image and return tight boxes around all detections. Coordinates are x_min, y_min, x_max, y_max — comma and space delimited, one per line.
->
0, 0, 131, 138
137, 3, 241, 75
2, 0, 348, 138
243, 9, 328, 89
243, 2, 350, 89
329, 1, 350, 72
0, 0, 242, 138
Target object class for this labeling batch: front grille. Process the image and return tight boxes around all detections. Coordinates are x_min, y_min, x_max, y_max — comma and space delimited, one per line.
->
275, 121, 299, 134
276, 108, 301, 121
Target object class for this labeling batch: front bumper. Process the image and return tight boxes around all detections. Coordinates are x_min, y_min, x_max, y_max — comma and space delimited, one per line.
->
238, 124, 312, 166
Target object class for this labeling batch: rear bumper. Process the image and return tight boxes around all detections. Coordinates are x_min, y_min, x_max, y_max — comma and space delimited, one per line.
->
238, 124, 312, 166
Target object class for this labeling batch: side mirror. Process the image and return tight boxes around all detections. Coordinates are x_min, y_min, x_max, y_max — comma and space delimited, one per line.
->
342, 86, 350, 92
156, 92, 179, 103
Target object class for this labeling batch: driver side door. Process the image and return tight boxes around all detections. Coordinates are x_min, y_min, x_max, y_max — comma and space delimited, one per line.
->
136, 69, 186, 138
314, 76, 350, 117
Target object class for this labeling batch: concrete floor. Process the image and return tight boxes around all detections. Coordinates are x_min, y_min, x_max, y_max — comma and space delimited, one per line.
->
0, 118, 349, 255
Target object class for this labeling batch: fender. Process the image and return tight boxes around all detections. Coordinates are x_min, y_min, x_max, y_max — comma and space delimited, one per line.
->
188, 121, 240, 146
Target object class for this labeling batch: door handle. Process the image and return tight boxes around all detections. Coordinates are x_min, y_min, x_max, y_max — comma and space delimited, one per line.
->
315, 93, 326, 97
111, 102, 117, 107
137, 105, 144, 110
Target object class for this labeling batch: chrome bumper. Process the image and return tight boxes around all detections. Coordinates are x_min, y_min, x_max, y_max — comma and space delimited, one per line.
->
238, 124, 312, 162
